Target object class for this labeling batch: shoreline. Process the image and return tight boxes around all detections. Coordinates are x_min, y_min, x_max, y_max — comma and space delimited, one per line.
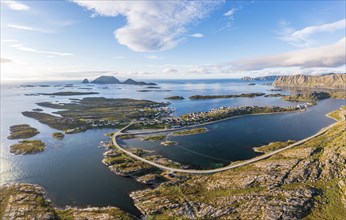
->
112, 107, 344, 174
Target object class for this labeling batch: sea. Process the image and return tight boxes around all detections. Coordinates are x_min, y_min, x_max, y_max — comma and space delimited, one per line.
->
1, 79, 345, 216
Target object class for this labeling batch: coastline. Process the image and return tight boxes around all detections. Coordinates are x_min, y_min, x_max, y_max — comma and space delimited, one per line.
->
112, 107, 344, 174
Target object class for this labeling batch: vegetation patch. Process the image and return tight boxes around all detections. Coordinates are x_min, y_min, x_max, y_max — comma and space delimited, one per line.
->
142, 135, 166, 142
7, 124, 39, 139
10, 140, 45, 155
282, 91, 330, 102
118, 134, 136, 139
171, 127, 208, 136
253, 140, 296, 153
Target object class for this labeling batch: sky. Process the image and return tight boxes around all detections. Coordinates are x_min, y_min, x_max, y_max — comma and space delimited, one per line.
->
1, 0, 345, 81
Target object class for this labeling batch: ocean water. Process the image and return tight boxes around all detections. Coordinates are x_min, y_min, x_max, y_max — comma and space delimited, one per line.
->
1, 79, 345, 216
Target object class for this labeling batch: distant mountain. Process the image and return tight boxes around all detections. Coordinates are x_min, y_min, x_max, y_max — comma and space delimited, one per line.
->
272, 73, 346, 89
123, 78, 157, 86
90, 75, 156, 85
82, 79, 89, 83
92, 76, 121, 84
241, 76, 279, 81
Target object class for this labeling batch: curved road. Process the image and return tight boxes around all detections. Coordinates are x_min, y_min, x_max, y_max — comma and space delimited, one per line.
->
112, 109, 345, 174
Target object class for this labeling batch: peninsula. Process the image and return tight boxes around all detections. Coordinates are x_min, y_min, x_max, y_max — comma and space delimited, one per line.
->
272, 73, 346, 89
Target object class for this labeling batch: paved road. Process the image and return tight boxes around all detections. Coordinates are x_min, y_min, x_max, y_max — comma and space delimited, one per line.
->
111, 109, 345, 174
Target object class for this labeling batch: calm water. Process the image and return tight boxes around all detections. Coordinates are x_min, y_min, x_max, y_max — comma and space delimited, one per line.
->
1, 79, 344, 216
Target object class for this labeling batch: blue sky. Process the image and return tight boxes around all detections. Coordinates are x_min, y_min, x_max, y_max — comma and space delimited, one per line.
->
1, 0, 345, 81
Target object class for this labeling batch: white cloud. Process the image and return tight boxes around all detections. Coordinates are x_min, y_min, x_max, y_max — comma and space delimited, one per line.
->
7, 24, 50, 33
146, 55, 164, 60
188, 38, 346, 75
230, 37, 346, 71
72, 1, 221, 52
189, 33, 204, 38
278, 19, 346, 47
11, 44, 74, 56
0, 57, 12, 63
224, 8, 237, 17
162, 68, 178, 74
2, 0, 30, 11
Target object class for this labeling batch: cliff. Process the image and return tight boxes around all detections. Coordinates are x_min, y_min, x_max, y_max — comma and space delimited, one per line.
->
272, 73, 346, 89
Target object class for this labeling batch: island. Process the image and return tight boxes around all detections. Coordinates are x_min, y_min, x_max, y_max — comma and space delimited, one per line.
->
272, 73, 346, 89
91, 75, 156, 85
52, 132, 65, 140
165, 96, 185, 100
9, 140, 45, 155
189, 92, 265, 100
141, 135, 166, 142
171, 127, 208, 136
160, 140, 177, 146
82, 78, 89, 83
7, 124, 39, 139
22, 97, 172, 133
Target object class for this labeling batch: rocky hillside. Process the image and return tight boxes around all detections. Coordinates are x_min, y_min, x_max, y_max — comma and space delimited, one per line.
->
130, 107, 346, 219
273, 73, 346, 89
0, 183, 135, 220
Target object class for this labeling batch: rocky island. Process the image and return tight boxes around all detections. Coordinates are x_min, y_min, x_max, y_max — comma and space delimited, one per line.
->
165, 96, 185, 100
91, 75, 156, 85
9, 140, 45, 155
52, 132, 65, 140
7, 124, 39, 139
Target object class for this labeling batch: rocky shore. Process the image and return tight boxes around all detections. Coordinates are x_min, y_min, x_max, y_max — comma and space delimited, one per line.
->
0, 183, 136, 220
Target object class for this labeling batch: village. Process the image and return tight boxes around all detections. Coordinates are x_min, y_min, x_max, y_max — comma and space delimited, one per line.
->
65, 104, 308, 133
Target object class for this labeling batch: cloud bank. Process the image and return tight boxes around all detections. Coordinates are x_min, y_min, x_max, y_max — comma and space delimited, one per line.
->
72, 1, 221, 52
188, 38, 346, 75
2, 0, 30, 11
279, 19, 346, 47
231, 38, 346, 71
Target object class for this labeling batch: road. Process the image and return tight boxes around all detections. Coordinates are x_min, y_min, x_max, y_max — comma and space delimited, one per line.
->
111, 109, 345, 174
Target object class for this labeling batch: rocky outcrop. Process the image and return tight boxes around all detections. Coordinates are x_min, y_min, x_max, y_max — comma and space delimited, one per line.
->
82, 78, 89, 83
0, 183, 136, 220
273, 73, 346, 89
